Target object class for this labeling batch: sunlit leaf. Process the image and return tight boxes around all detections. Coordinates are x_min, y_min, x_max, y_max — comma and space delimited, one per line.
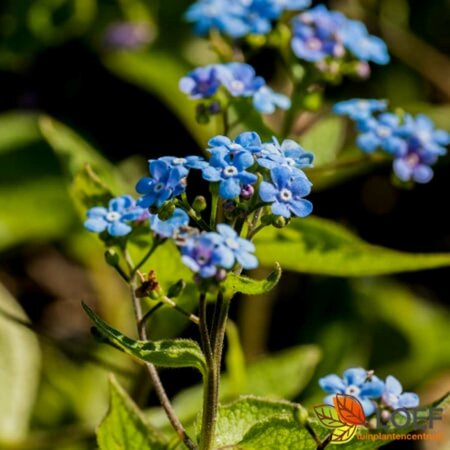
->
314, 405, 344, 429
331, 424, 357, 444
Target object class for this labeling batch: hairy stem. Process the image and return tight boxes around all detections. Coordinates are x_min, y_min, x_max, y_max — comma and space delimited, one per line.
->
125, 250, 197, 450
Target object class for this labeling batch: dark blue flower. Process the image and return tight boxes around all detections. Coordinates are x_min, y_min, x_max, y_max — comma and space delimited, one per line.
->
220, 63, 265, 97
253, 86, 291, 113
179, 65, 225, 99
215, 224, 258, 269
382, 376, 419, 410
84, 195, 144, 237
257, 137, 314, 175
333, 99, 387, 121
180, 232, 234, 278
341, 20, 389, 65
319, 368, 385, 416
291, 6, 346, 62
208, 132, 263, 155
259, 166, 313, 218
136, 160, 187, 208
356, 113, 406, 154
150, 208, 190, 238
202, 148, 258, 199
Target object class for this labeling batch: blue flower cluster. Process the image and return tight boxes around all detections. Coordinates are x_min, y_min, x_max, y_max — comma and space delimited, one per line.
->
186, 0, 311, 38
334, 99, 450, 184
179, 62, 290, 114
181, 224, 258, 278
291, 5, 389, 75
320, 368, 420, 416
85, 131, 314, 279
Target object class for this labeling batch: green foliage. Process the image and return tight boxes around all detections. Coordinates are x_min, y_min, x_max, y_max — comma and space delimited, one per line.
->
225, 321, 247, 395
256, 216, 450, 276
147, 345, 321, 428
299, 117, 345, 167
82, 303, 207, 375
0, 283, 41, 444
97, 376, 168, 450
207, 396, 308, 448
222, 263, 282, 297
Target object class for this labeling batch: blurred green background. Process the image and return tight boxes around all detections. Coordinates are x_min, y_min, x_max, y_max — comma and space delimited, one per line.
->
0, 0, 449, 449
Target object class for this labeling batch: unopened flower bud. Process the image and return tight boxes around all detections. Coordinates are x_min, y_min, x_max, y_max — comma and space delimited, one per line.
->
104, 249, 119, 266
261, 214, 274, 226
273, 216, 287, 228
196, 103, 210, 124
355, 61, 370, 79
381, 410, 391, 424
192, 195, 207, 212
215, 269, 227, 282
158, 202, 175, 221
223, 201, 236, 213
240, 184, 254, 200
167, 279, 186, 298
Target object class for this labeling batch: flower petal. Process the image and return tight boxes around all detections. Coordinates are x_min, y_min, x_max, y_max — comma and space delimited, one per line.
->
219, 178, 241, 200
319, 374, 346, 394
108, 221, 132, 237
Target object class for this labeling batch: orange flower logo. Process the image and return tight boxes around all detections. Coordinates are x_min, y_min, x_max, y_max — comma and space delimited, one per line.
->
314, 394, 366, 444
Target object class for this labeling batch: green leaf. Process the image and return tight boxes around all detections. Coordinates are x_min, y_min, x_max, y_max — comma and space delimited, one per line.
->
210, 396, 308, 448
299, 117, 346, 166
237, 417, 316, 450
0, 112, 76, 250
225, 321, 246, 395
97, 376, 168, 450
222, 263, 282, 296
103, 52, 216, 147
256, 216, 450, 276
82, 303, 206, 375
147, 345, 321, 429
0, 283, 41, 444
314, 405, 343, 429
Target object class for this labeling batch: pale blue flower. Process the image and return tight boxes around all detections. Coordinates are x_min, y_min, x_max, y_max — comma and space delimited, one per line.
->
382, 376, 419, 410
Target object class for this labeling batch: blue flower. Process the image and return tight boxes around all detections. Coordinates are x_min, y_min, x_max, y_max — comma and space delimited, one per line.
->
202, 148, 258, 199
180, 232, 234, 278
257, 137, 314, 175
158, 155, 208, 171
84, 195, 144, 237
185, 0, 249, 38
136, 160, 187, 208
341, 20, 389, 65
220, 63, 265, 97
215, 224, 258, 269
333, 99, 387, 121
356, 113, 406, 154
208, 132, 263, 155
393, 148, 437, 184
150, 208, 190, 238
291, 6, 346, 62
382, 376, 419, 410
179, 65, 225, 99
259, 166, 313, 218
319, 368, 385, 416
253, 86, 291, 113
400, 114, 450, 156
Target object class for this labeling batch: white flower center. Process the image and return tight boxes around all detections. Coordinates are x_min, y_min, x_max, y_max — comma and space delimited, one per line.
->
225, 238, 239, 249
230, 143, 241, 150
279, 188, 292, 201
172, 158, 187, 165
345, 385, 361, 397
154, 182, 165, 192
223, 166, 238, 177
377, 126, 391, 138
417, 130, 431, 143
357, 101, 369, 110
406, 153, 420, 167
106, 211, 121, 222
231, 80, 245, 92
307, 37, 322, 51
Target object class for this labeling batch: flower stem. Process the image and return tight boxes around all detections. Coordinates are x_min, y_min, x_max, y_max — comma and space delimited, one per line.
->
125, 250, 197, 450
